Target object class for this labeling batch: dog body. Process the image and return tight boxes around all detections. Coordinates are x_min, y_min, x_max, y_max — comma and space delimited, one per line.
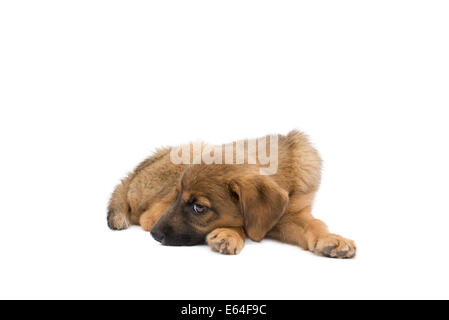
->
108, 130, 356, 258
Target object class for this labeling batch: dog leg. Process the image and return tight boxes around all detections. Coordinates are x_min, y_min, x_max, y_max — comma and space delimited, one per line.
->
268, 194, 356, 259
206, 227, 246, 255
107, 210, 130, 230
107, 182, 131, 230
139, 203, 170, 232
139, 191, 177, 231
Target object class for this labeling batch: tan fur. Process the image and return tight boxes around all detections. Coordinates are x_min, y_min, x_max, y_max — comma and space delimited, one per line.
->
206, 227, 246, 255
108, 130, 356, 258
139, 190, 177, 231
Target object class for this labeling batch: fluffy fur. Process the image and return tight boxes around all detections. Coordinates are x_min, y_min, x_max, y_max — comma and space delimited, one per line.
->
107, 130, 356, 258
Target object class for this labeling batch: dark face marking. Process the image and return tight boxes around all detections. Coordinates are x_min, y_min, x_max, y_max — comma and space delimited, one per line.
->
150, 189, 222, 246
150, 166, 244, 246
151, 194, 210, 246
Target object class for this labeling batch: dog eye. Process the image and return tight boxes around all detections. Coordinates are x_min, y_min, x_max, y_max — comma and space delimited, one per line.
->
192, 203, 208, 215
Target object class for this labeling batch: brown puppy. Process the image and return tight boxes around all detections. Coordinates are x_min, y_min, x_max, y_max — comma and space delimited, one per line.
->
107, 130, 356, 258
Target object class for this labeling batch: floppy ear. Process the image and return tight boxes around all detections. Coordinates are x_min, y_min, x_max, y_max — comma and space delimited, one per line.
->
229, 175, 289, 242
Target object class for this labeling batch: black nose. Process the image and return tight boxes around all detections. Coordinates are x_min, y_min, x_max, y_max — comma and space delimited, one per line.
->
150, 228, 165, 243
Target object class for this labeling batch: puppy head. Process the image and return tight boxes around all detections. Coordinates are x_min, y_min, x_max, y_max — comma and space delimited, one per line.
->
150, 165, 289, 246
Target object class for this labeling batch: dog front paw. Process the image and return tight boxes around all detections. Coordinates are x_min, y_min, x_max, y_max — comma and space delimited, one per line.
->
313, 234, 356, 259
206, 228, 245, 255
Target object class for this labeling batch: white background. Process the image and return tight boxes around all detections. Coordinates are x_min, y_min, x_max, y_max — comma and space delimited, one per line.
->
1, 1, 448, 299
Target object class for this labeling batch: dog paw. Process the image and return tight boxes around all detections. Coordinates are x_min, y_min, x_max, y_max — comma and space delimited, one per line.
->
107, 210, 130, 230
206, 228, 245, 255
140, 215, 159, 232
313, 234, 356, 259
